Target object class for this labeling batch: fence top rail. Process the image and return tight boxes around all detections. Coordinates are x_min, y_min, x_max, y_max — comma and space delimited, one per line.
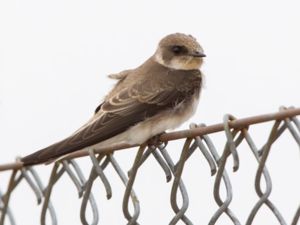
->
0, 107, 299, 172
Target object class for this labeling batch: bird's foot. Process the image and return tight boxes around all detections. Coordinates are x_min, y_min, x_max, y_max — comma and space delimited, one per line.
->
147, 132, 166, 147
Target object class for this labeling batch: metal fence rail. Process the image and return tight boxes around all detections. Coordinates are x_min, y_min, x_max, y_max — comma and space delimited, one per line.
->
0, 106, 299, 225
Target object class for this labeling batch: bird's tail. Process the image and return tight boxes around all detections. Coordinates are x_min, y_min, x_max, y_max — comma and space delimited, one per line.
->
21, 129, 104, 166
21, 142, 67, 166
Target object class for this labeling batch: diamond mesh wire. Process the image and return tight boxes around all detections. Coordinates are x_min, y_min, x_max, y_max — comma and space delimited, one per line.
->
0, 106, 299, 225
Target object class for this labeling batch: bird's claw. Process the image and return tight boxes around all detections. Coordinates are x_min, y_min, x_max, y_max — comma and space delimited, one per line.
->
147, 132, 166, 147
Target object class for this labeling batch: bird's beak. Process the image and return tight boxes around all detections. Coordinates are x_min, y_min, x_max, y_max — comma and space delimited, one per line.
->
190, 51, 206, 58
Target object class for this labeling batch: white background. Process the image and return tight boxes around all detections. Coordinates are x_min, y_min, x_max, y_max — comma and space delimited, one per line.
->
0, 0, 299, 224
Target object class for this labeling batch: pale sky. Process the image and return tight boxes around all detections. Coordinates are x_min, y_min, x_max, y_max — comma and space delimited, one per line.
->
0, 0, 299, 224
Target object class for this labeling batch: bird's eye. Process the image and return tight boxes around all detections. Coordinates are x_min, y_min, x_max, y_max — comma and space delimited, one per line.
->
172, 45, 183, 54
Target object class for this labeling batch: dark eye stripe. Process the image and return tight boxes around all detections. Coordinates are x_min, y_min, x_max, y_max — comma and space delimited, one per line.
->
171, 45, 188, 54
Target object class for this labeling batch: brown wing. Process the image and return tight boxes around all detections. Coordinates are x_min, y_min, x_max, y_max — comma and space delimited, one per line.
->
22, 69, 201, 165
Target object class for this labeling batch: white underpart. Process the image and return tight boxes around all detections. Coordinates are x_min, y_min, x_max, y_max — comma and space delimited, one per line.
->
90, 94, 199, 149
169, 57, 193, 70
54, 91, 200, 163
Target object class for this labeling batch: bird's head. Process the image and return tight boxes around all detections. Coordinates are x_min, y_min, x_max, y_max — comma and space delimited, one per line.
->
154, 33, 205, 70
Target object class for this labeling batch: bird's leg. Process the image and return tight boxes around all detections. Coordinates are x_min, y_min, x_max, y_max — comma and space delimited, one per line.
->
147, 132, 166, 147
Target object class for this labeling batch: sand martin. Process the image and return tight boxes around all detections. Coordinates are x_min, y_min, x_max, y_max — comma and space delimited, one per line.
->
22, 33, 206, 166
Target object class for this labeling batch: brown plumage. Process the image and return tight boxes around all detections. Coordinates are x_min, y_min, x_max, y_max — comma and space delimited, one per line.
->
22, 33, 205, 166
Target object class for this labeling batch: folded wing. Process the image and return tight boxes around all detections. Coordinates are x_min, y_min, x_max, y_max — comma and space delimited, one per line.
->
22, 70, 201, 165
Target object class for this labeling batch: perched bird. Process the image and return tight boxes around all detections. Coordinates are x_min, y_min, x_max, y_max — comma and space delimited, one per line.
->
22, 33, 206, 166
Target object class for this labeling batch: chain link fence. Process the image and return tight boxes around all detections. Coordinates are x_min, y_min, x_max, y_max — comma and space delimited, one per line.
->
0, 106, 299, 225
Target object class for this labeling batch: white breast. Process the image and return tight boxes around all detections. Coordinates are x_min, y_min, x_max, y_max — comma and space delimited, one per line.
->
92, 95, 199, 149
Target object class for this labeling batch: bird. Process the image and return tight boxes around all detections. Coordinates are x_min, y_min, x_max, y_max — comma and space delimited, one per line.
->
21, 33, 206, 166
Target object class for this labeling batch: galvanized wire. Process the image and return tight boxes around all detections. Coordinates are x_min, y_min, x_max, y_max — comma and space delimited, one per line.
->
0, 106, 299, 225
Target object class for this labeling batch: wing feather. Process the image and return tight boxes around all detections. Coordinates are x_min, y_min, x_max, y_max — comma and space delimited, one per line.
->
22, 69, 201, 165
